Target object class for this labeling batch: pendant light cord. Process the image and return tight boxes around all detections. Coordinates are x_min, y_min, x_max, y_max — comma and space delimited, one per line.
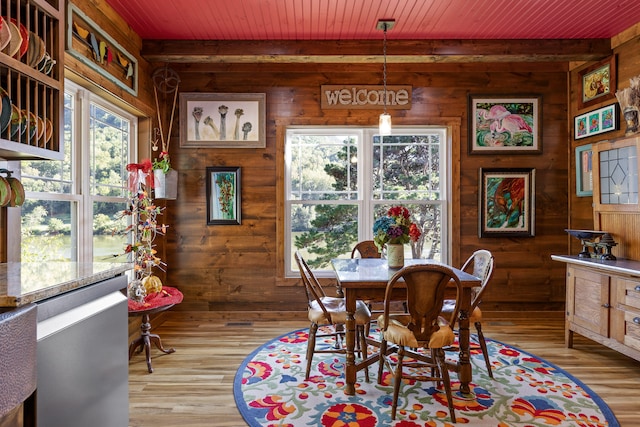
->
382, 23, 388, 114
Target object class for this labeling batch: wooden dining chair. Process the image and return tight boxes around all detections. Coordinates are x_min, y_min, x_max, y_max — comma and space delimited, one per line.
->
441, 249, 495, 377
350, 240, 402, 332
294, 251, 372, 381
351, 240, 382, 259
377, 264, 462, 422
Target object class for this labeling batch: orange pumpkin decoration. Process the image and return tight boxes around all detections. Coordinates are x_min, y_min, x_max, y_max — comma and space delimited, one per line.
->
142, 274, 163, 294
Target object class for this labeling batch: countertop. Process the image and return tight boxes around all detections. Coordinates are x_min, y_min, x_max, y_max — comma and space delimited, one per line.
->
0, 262, 132, 307
551, 254, 640, 276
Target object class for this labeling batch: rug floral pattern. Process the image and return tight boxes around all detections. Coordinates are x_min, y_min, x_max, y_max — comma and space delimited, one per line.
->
234, 327, 618, 427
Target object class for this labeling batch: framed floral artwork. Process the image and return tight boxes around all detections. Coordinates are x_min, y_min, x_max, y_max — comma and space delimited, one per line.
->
206, 166, 241, 225
468, 95, 542, 154
574, 103, 618, 140
578, 55, 616, 110
479, 168, 535, 237
180, 93, 266, 148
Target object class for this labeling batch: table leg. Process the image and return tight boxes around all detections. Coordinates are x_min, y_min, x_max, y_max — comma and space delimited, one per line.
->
128, 313, 175, 373
344, 289, 357, 395
457, 287, 473, 396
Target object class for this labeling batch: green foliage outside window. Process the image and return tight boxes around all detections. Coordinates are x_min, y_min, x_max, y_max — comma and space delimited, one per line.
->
290, 132, 443, 270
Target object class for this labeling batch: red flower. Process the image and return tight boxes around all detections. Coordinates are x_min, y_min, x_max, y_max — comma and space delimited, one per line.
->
409, 223, 422, 242
388, 205, 410, 219
320, 403, 376, 427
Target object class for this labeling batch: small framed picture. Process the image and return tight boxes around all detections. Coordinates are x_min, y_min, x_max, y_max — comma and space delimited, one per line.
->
575, 144, 593, 197
574, 104, 618, 140
468, 95, 542, 154
578, 55, 616, 110
180, 93, 266, 148
206, 166, 241, 225
479, 168, 535, 237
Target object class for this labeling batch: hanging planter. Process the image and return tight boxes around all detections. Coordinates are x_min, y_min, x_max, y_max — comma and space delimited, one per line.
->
151, 66, 180, 199
154, 168, 178, 200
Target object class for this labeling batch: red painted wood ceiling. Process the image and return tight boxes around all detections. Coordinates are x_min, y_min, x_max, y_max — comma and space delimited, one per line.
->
105, 0, 640, 41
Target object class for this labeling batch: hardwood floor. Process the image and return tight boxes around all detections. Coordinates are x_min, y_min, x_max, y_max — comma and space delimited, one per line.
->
128, 312, 640, 426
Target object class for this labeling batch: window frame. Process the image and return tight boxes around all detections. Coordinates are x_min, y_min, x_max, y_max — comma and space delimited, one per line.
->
16, 80, 137, 263
284, 126, 450, 277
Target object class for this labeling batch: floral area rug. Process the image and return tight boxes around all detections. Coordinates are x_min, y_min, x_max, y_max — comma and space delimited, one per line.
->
234, 327, 619, 427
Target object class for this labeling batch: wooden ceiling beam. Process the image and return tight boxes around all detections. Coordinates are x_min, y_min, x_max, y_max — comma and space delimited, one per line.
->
142, 39, 611, 63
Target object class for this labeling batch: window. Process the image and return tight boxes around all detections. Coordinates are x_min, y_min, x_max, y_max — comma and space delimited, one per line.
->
19, 81, 136, 263
285, 127, 449, 277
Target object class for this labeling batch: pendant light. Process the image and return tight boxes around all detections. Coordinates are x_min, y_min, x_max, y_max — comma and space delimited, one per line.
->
377, 19, 395, 136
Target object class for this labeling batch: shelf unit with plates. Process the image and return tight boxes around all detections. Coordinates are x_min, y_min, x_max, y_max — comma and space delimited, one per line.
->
0, 0, 63, 160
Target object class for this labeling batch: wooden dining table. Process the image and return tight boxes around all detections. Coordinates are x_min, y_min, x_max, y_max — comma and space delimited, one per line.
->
331, 257, 481, 396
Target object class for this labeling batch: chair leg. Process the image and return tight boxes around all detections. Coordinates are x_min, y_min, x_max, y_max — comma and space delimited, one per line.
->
357, 325, 370, 382
434, 348, 456, 423
377, 339, 388, 385
391, 346, 405, 420
475, 321, 493, 378
305, 323, 318, 379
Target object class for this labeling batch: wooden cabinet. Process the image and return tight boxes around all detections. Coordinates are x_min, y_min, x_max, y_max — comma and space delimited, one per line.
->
0, 0, 64, 160
565, 265, 610, 341
554, 255, 640, 362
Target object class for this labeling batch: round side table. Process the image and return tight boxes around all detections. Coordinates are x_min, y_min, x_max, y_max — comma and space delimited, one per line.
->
128, 286, 183, 373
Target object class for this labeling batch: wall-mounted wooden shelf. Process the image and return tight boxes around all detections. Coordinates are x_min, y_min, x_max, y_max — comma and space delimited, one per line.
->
0, 0, 64, 161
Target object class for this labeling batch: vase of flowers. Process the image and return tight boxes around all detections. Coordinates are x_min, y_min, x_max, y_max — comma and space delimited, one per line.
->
373, 206, 422, 268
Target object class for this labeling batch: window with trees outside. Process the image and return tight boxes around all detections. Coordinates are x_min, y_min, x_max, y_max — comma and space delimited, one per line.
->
19, 80, 136, 263
285, 127, 448, 277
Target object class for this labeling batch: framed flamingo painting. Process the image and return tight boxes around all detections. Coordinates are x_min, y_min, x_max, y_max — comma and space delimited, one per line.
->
468, 95, 542, 154
180, 93, 266, 148
479, 168, 535, 237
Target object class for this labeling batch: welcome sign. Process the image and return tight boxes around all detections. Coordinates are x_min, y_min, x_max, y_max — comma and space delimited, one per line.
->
321, 85, 412, 110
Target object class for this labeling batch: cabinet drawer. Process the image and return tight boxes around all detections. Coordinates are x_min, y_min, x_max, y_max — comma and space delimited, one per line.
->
622, 309, 640, 352
615, 278, 640, 311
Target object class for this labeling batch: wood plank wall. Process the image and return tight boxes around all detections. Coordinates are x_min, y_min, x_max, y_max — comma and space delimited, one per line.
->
59, 4, 640, 315
569, 33, 640, 256
161, 59, 570, 313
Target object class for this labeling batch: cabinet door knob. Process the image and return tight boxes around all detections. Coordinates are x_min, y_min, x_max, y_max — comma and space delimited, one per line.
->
602, 303, 611, 308
634, 317, 640, 325
635, 285, 640, 292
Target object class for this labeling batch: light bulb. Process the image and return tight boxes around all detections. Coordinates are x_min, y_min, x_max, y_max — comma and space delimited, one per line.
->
379, 113, 392, 136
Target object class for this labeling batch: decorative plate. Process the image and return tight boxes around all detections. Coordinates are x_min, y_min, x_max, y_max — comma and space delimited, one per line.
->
24, 110, 38, 142
27, 31, 45, 68
3, 18, 21, 57
0, 87, 11, 134
10, 105, 26, 139
36, 115, 45, 143
0, 17, 11, 52
10, 18, 29, 59
44, 117, 53, 144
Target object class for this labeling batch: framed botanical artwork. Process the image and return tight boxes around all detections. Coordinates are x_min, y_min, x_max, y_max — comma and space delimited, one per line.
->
479, 168, 535, 237
575, 144, 593, 197
574, 103, 618, 140
206, 166, 241, 225
180, 93, 266, 148
578, 55, 616, 110
468, 95, 541, 154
